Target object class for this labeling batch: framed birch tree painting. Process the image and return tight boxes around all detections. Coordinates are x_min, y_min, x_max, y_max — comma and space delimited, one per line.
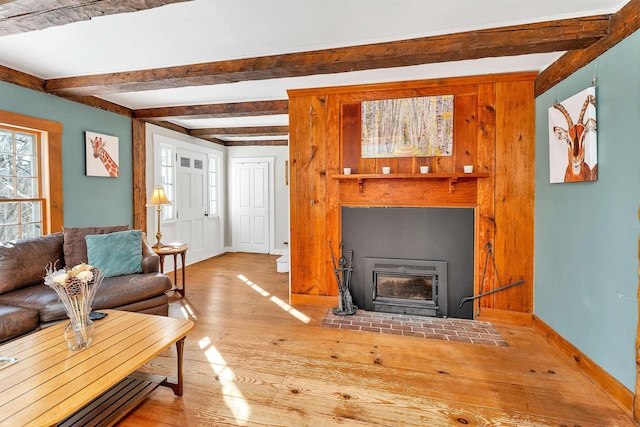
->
361, 95, 453, 158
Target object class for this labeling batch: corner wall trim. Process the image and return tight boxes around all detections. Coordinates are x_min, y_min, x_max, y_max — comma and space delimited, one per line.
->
532, 315, 634, 416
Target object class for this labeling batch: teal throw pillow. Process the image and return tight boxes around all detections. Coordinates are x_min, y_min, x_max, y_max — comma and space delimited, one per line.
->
85, 229, 143, 277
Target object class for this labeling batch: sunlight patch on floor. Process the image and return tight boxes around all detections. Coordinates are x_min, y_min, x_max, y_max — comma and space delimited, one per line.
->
270, 295, 311, 323
237, 274, 269, 296
176, 299, 197, 320
199, 336, 251, 426
237, 274, 310, 323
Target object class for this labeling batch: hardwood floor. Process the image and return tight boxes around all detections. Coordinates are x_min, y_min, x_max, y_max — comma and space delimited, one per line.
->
118, 253, 635, 426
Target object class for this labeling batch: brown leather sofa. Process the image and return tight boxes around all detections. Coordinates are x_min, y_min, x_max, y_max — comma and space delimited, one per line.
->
0, 229, 172, 343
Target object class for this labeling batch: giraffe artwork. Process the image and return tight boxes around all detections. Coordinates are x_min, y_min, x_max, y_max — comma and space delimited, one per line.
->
85, 131, 120, 177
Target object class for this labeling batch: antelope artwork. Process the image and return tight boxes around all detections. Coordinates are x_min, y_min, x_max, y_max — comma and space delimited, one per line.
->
552, 91, 597, 182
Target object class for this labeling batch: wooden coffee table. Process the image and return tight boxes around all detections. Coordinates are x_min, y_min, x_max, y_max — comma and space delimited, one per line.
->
0, 310, 194, 426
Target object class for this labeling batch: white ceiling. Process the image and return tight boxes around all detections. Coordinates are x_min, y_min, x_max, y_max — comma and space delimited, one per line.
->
0, 0, 630, 136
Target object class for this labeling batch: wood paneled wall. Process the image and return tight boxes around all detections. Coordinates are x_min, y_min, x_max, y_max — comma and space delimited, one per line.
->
288, 73, 536, 316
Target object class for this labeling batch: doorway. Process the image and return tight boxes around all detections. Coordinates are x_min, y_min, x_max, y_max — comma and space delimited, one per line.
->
151, 133, 224, 268
231, 157, 275, 254
175, 147, 207, 261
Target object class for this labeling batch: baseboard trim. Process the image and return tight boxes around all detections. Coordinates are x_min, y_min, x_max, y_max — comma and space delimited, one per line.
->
532, 315, 634, 416
475, 308, 533, 327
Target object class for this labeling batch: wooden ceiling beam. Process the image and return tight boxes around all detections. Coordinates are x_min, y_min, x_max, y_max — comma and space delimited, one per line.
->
223, 140, 288, 147
144, 120, 226, 145
190, 125, 289, 138
145, 119, 190, 135
0, 63, 45, 92
0, 0, 192, 37
133, 100, 289, 120
536, 0, 640, 96
66, 95, 133, 117
44, 16, 610, 97
0, 63, 133, 116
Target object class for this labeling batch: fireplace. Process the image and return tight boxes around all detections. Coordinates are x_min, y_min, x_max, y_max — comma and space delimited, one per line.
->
365, 257, 447, 317
342, 207, 473, 319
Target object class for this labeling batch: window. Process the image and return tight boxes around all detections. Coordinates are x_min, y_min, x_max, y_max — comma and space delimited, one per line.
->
208, 156, 219, 217
0, 126, 42, 240
0, 111, 62, 240
160, 145, 174, 221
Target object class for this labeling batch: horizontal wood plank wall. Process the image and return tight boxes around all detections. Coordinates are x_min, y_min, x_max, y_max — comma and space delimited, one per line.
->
338, 179, 477, 207
288, 73, 536, 316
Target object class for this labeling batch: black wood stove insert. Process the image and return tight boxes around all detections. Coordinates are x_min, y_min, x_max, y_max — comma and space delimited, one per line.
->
364, 257, 448, 317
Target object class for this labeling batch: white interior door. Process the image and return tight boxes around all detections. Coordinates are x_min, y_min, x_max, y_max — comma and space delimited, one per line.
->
234, 160, 269, 253
151, 134, 225, 270
176, 148, 207, 261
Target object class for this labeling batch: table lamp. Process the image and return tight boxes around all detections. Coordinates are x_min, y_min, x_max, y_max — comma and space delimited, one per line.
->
147, 186, 171, 248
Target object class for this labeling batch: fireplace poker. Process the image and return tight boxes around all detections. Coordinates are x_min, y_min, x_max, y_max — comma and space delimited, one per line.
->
329, 241, 346, 313
328, 240, 343, 289
458, 241, 526, 308
458, 280, 525, 308
342, 249, 357, 314
346, 249, 353, 290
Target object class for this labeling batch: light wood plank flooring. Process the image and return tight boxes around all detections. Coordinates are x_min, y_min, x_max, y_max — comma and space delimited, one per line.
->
118, 253, 636, 426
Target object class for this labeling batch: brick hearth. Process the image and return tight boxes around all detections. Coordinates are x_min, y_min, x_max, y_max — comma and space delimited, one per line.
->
321, 309, 508, 347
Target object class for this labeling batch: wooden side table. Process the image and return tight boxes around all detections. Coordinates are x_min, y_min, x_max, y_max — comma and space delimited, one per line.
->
153, 245, 188, 297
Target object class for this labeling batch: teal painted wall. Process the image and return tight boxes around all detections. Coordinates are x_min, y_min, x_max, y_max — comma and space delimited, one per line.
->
0, 82, 133, 227
535, 30, 640, 390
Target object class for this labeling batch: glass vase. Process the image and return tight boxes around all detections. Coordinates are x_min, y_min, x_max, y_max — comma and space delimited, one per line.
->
64, 318, 94, 351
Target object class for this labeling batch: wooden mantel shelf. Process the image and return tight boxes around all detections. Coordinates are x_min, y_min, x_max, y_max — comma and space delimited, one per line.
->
332, 172, 490, 193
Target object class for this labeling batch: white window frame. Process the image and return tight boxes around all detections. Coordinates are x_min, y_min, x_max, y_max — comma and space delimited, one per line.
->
207, 154, 220, 218
159, 144, 175, 222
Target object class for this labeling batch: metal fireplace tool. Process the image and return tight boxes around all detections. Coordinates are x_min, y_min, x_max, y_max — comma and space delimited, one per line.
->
458, 242, 525, 312
329, 241, 357, 315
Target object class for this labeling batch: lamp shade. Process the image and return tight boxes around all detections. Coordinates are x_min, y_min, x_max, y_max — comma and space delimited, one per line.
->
147, 186, 171, 206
